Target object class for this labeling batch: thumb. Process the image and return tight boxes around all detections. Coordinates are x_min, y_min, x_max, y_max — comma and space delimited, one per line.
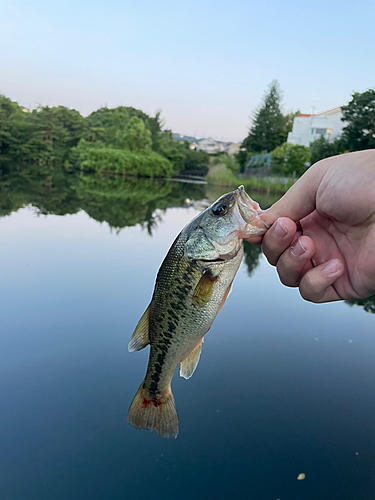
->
260, 160, 329, 227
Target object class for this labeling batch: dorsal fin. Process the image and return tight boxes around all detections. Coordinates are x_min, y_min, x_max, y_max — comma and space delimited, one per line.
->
180, 338, 203, 379
128, 304, 150, 352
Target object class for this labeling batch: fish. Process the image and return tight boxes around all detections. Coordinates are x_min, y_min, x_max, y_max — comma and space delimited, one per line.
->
127, 186, 268, 438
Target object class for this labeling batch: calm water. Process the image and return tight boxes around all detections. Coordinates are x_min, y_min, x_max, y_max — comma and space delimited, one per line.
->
1, 166, 375, 499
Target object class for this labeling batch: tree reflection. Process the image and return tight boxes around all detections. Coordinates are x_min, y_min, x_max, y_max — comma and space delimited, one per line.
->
243, 241, 262, 277
2, 163, 373, 316
345, 296, 375, 314
0, 163, 205, 233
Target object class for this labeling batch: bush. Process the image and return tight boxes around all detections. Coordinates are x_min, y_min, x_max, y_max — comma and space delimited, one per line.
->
271, 143, 311, 176
212, 154, 240, 174
205, 164, 294, 195
309, 136, 348, 165
183, 146, 209, 173
75, 144, 173, 178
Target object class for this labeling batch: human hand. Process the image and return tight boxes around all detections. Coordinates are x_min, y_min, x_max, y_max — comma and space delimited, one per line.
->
259, 150, 375, 303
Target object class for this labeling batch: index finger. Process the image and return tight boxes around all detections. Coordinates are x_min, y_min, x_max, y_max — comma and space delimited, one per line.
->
260, 159, 329, 227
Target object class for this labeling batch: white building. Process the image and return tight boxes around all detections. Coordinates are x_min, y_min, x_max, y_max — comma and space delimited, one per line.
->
287, 106, 345, 147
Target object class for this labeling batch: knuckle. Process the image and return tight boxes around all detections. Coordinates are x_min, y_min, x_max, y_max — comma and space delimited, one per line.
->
261, 244, 278, 266
299, 286, 316, 303
277, 266, 299, 288
299, 273, 322, 303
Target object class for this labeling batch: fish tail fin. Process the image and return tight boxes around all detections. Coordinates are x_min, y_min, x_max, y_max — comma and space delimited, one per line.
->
127, 382, 178, 439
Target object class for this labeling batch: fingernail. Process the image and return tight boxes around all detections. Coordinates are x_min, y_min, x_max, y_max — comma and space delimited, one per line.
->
274, 219, 288, 238
291, 239, 306, 257
324, 259, 340, 275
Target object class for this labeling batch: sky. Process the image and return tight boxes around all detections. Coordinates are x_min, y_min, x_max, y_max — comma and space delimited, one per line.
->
1, 0, 374, 142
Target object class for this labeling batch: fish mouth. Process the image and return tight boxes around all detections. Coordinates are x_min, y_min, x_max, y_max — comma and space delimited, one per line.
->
234, 185, 260, 223
199, 257, 226, 263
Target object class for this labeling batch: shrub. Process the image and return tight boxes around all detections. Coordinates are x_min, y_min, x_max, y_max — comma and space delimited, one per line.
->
271, 143, 311, 176
76, 144, 173, 178
212, 154, 240, 174
309, 136, 348, 165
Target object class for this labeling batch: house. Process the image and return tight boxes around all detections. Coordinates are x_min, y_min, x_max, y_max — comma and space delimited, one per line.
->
172, 133, 235, 154
172, 133, 197, 144
196, 137, 227, 154
226, 142, 241, 157
287, 106, 345, 147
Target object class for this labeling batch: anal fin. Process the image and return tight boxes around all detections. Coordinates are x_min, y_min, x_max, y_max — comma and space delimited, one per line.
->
180, 339, 203, 379
128, 304, 150, 352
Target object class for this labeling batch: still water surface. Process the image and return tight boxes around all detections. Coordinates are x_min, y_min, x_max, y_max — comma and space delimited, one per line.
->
1, 169, 375, 499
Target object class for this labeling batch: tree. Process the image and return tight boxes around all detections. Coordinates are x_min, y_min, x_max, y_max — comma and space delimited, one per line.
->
85, 106, 163, 150
346, 295, 375, 314
242, 80, 286, 153
281, 110, 300, 143
120, 117, 152, 151
271, 143, 311, 176
0, 95, 52, 164
309, 135, 348, 165
28, 105, 86, 161
342, 89, 375, 151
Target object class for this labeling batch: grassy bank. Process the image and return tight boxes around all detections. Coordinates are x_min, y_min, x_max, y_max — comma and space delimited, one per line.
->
206, 165, 295, 195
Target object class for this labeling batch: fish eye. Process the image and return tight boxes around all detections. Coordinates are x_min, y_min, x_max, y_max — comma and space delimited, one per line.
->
212, 203, 228, 216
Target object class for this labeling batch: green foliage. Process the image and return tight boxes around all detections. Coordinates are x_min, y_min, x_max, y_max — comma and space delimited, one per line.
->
75, 142, 173, 177
0, 94, 211, 177
282, 110, 300, 141
0, 95, 51, 163
0, 163, 206, 233
242, 80, 286, 153
309, 136, 348, 165
85, 106, 158, 147
182, 145, 209, 173
346, 295, 375, 314
342, 89, 375, 151
212, 154, 240, 174
29, 105, 87, 162
153, 132, 209, 173
155, 131, 186, 172
206, 164, 294, 195
120, 117, 152, 151
271, 143, 311, 176
243, 241, 262, 277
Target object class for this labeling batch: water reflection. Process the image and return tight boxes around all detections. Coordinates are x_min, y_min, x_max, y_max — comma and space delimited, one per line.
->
1, 163, 374, 314
1, 164, 375, 500
346, 296, 375, 314
0, 164, 206, 233
243, 241, 262, 277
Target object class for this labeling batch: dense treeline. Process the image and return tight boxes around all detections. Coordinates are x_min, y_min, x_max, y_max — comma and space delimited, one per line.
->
0, 95, 209, 177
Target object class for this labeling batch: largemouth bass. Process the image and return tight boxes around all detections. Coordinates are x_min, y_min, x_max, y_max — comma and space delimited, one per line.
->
128, 186, 268, 438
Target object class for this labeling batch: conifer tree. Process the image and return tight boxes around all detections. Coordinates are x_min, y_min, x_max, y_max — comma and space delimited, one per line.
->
242, 80, 286, 153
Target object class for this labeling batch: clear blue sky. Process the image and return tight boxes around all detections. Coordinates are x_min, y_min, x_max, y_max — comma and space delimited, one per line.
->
1, 0, 374, 141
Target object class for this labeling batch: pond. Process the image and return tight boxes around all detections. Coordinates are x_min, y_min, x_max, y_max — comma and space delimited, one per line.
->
1, 166, 375, 500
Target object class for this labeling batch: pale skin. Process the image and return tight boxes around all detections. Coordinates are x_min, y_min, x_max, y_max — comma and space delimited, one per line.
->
255, 149, 375, 303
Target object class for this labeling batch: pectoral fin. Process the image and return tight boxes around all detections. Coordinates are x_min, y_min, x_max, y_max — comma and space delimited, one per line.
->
192, 272, 218, 307
128, 304, 150, 352
180, 339, 203, 379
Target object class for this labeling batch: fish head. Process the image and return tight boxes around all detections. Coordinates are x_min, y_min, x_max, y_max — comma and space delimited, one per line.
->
184, 186, 269, 261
